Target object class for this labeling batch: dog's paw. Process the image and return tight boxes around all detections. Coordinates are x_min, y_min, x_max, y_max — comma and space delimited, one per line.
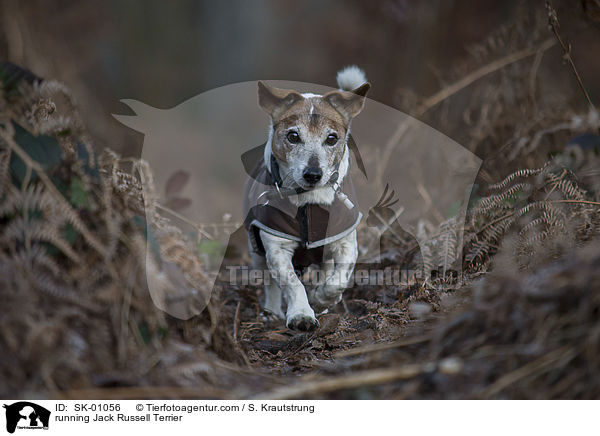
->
286, 313, 319, 332
262, 308, 285, 322
310, 285, 344, 312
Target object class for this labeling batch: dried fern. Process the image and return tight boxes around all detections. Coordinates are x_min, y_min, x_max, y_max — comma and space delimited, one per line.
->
0, 63, 211, 391
488, 164, 548, 191
464, 156, 600, 271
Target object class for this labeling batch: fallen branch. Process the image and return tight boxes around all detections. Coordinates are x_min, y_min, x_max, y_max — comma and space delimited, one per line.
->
546, 1, 595, 110
252, 364, 423, 400
376, 37, 556, 185
550, 199, 600, 206
335, 334, 431, 358
479, 346, 577, 399
52, 386, 230, 400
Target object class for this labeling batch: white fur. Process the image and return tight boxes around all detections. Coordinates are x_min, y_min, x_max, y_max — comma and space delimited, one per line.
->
254, 228, 358, 328
253, 67, 365, 330
264, 122, 274, 172
290, 145, 349, 207
263, 136, 350, 207
310, 229, 358, 311
336, 65, 367, 91
264, 121, 351, 202
248, 238, 284, 319
256, 141, 357, 330
258, 230, 315, 328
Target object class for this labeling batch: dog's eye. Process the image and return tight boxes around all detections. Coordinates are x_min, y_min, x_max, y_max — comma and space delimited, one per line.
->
286, 131, 300, 143
325, 133, 338, 146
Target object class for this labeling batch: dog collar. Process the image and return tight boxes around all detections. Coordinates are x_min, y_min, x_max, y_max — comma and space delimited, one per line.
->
244, 155, 362, 250
260, 152, 352, 209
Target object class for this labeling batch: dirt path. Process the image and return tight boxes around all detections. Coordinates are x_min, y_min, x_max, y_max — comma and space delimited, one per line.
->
213, 277, 472, 380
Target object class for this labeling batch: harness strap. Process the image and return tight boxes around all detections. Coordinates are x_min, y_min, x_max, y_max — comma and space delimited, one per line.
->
258, 151, 354, 211
269, 154, 284, 187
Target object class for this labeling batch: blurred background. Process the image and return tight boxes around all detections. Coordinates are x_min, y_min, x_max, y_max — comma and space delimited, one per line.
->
1, 0, 599, 159
3, 0, 600, 400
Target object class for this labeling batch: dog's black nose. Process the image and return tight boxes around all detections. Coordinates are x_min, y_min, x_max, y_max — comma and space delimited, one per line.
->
303, 167, 322, 184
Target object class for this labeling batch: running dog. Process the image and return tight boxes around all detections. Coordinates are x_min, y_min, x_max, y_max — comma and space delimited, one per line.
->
244, 66, 370, 331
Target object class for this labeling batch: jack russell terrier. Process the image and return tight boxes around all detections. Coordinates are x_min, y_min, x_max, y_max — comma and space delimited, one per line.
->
243, 66, 370, 331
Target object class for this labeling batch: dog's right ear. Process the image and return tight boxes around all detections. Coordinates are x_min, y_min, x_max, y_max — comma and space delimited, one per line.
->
257, 81, 302, 118
323, 82, 370, 123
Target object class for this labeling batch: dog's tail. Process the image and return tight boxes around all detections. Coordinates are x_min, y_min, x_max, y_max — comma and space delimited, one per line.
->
336, 66, 369, 179
336, 66, 367, 92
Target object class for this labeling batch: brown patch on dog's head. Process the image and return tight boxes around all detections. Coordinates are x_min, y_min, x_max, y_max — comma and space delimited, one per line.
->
257, 81, 370, 189
257, 81, 370, 127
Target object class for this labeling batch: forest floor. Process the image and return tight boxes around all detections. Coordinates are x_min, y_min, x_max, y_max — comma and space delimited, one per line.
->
2, 5, 600, 398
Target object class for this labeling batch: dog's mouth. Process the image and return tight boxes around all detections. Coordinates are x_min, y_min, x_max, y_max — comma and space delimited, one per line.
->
294, 176, 328, 191
299, 180, 318, 189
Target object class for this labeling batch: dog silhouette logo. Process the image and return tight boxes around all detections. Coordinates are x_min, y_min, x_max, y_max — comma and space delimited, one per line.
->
113, 79, 481, 319
3, 402, 50, 433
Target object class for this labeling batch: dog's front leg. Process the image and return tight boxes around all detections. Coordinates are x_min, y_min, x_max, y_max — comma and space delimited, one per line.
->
260, 230, 319, 331
248, 239, 285, 319
311, 229, 358, 312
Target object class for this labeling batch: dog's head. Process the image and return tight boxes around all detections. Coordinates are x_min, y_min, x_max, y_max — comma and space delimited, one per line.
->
258, 77, 369, 191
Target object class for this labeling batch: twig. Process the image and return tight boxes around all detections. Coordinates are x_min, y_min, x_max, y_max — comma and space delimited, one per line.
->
118, 277, 134, 366
546, 1, 596, 110
0, 124, 109, 258
417, 38, 556, 115
528, 45, 546, 106
226, 328, 252, 369
284, 331, 319, 359
335, 334, 431, 358
375, 38, 556, 185
252, 364, 423, 400
52, 386, 230, 400
416, 182, 445, 223
544, 169, 567, 200
213, 360, 282, 380
369, 207, 405, 244
476, 212, 515, 236
550, 199, 600, 206
223, 303, 251, 369
480, 346, 577, 399
120, 159, 217, 241
233, 300, 241, 342
156, 203, 213, 240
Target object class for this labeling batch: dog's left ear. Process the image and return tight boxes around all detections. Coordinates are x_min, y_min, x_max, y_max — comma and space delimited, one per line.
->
257, 81, 303, 119
324, 82, 371, 122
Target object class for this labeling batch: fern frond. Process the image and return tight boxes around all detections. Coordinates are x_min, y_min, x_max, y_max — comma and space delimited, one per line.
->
512, 200, 549, 218
439, 219, 458, 274
518, 229, 550, 249
553, 178, 586, 201
519, 217, 546, 236
31, 270, 78, 300
465, 241, 491, 264
3, 216, 81, 263
488, 165, 548, 191
481, 222, 506, 243
475, 182, 531, 213
27, 244, 62, 277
